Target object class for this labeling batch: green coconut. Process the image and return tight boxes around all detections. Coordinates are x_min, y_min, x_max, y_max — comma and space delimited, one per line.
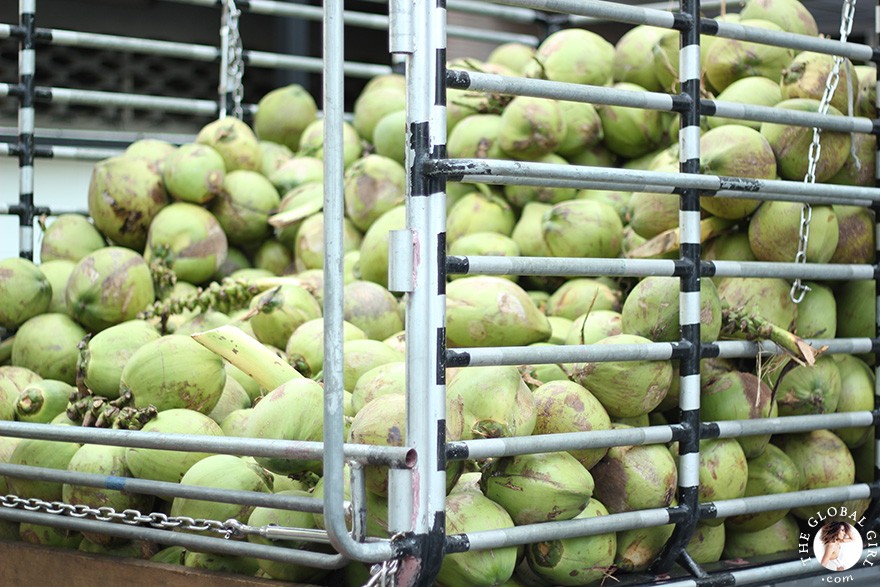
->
248, 284, 322, 350
829, 206, 874, 267
245, 378, 325, 474
687, 521, 726, 564
723, 514, 801, 559
830, 133, 877, 188
565, 142, 617, 167
447, 114, 504, 159
567, 334, 672, 418
591, 426, 678, 512
481, 451, 594, 525
14, 379, 74, 423
220, 408, 253, 437
503, 153, 577, 208
448, 232, 520, 282
144, 203, 227, 285
298, 119, 362, 168
725, 444, 800, 532
615, 522, 675, 572
716, 277, 797, 332
597, 83, 667, 158
350, 361, 405, 413
703, 232, 757, 262
271, 182, 325, 248
63, 444, 155, 546
7, 438, 81, 501
293, 213, 361, 272
206, 375, 251, 424
211, 170, 280, 246
40, 214, 106, 263
19, 523, 82, 549
541, 199, 623, 259
371, 109, 407, 165
253, 84, 318, 151
511, 201, 553, 259
78, 320, 160, 399
707, 77, 783, 130
699, 125, 776, 219
447, 365, 536, 439
125, 138, 176, 170
246, 490, 329, 583
446, 277, 551, 347
781, 52, 858, 115
739, 0, 818, 36
487, 42, 535, 75
352, 87, 405, 142
86, 155, 169, 250
286, 318, 367, 379
119, 334, 225, 413
565, 310, 623, 346
0, 366, 41, 421
612, 25, 666, 91
575, 189, 631, 224
835, 280, 874, 341
525, 498, 615, 586
38, 259, 75, 314
195, 117, 262, 172
447, 192, 516, 244
269, 156, 323, 194
545, 278, 620, 321
555, 101, 603, 157
526, 28, 614, 86
0, 258, 52, 329
252, 239, 293, 276
831, 354, 874, 448
11, 314, 86, 385
760, 99, 850, 181
622, 276, 722, 343
497, 96, 565, 160
855, 64, 876, 118
162, 143, 225, 204
343, 154, 406, 232
437, 492, 518, 587
342, 340, 404, 392
65, 246, 155, 332
749, 201, 840, 263
702, 371, 774, 458
342, 281, 403, 342
705, 19, 796, 93
790, 281, 836, 339
628, 191, 680, 239
775, 429, 855, 519
259, 140, 294, 176
356, 205, 405, 288
773, 355, 842, 417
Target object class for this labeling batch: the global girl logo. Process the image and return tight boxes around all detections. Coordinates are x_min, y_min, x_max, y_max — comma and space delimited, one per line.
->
798, 505, 876, 582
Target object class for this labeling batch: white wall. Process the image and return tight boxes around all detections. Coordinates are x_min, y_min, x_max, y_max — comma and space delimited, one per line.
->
1, 157, 97, 262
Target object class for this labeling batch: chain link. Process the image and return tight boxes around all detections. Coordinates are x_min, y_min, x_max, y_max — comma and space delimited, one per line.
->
364, 558, 400, 587
219, 0, 245, 120
791, 0, 857, 303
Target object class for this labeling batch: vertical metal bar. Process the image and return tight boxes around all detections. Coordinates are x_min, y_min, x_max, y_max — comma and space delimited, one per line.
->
400, 0, 449, 583
322, 0, 395, 564
218, 0, 231, 118
17, 0, 36, 260
652, 0, 702, 573
870, 0, 880, 532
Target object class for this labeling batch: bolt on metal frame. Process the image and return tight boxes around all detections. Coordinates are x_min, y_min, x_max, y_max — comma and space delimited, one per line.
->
404, 0, 880, 584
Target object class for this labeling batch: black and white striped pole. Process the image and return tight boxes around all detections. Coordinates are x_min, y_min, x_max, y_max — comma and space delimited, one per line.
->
16, 0, 36, 260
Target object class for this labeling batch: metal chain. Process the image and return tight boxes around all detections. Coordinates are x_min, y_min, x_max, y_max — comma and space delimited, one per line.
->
219, 0, 245, 120
364, 558, 400, 587
791, 0, 857, 303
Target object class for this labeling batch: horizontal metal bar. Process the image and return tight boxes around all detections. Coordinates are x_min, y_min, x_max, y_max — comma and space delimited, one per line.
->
431, 158, 880, 204
708, 189, 872, 208
488, 0, 678, 28
710, 411, 876, 440
453, 507, 674, 552
447, 341, 680, 368
0, 463, 326, 514
360, 0, 540, 23
0, 125, 196, 146
711, 19, 874, 62
37, 145, 124, 160
708, 260, 875, 280
711, 338, 875, 359
710, 484, 873, 520
246, 49, 392, 79
447, 24, 539, 46
449, 255, 680, 277
0, 508, 348, 569
568, 0, 725, 24
40, 27, 219, 60
706, 99, 875, 134
447, 425, 679, 461
448, 69, 679, 111
0, 421, 415, 468
10, 84, 221, 116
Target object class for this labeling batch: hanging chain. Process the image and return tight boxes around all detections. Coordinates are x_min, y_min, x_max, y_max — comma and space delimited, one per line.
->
364, 558, 401, 587
219, 0, 245, 120
791, 0, 857, 303
0, 494, 316, 542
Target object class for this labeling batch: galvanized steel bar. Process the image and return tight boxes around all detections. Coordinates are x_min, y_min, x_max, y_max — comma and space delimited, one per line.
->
429, 158, 880, 204
0, 508, 348, 569
709, 484, 872, 520
0, 421, 414, 467
446, 507, 675, 552
447, 255, 680, 277
400, 0, 450, 580
0, 462, 326, 514
488, 0, 679, 28
436, 0, 540, 23
16, 0, 36, 260
321, 0, 396, 565
446, 25, 538, 46
707, 411, 876, 440
35, 145, 124, 160
705, 99, 875, 133
710, 337, 875, 359
447, 69, 679, 111
447, 425, 679, 461
706, 260, 875, 280
655, 0, 702, 572
568, 0, 721, 24
447, 341, 679, 368
40, 86, 221, 116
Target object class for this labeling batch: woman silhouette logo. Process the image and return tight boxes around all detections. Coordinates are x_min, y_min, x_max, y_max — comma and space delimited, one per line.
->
813, 521, 863, 572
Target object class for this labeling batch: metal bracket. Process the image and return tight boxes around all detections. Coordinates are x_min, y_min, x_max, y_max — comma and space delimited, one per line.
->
388, 229, 415, 293
389, 0, 415, 55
